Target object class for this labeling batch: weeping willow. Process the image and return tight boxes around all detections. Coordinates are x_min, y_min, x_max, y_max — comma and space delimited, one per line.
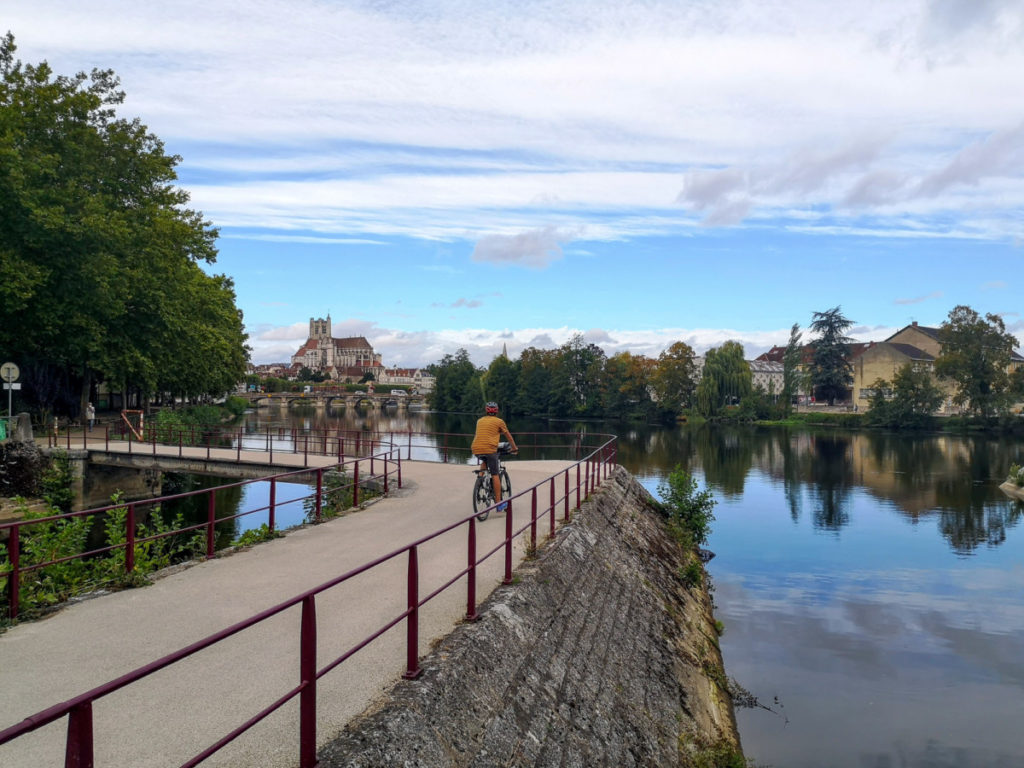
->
696, 341, 752, 418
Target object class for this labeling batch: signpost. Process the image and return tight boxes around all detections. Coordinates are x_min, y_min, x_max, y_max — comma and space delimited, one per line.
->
1, 361, 20, 419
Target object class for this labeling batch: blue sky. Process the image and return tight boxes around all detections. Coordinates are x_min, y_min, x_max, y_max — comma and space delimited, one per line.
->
9, 0, 1023, 367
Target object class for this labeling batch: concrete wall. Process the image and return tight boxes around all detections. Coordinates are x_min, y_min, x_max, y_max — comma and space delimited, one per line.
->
318, 467, 741, 767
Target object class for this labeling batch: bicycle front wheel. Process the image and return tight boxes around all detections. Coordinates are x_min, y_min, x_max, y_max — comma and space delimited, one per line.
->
472, 474, 491, 521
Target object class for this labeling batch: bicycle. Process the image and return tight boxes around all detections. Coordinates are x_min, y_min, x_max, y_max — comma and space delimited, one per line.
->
472, 441, 514, 521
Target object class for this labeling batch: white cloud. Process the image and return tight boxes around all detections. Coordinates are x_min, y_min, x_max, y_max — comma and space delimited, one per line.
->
6, 0, 1022, 247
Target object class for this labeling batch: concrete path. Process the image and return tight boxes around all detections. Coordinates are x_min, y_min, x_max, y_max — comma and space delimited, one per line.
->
0, 457, 576, 767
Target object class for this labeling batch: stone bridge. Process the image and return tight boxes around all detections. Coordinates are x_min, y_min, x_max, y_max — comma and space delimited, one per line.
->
243, 391, 427, 411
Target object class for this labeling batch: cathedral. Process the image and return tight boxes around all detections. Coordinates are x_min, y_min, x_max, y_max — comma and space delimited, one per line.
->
290, 316, 382, 381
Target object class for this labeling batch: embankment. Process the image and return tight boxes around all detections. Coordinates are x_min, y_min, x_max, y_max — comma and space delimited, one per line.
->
319, 466, 741, 767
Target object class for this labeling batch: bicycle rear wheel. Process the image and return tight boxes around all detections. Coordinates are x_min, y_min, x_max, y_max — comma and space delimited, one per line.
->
472, 474, 492, 521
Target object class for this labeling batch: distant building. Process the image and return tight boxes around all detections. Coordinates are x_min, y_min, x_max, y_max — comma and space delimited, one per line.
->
290, 316, 383, 382
748, 360, 785, 399
378, 367, 437, 393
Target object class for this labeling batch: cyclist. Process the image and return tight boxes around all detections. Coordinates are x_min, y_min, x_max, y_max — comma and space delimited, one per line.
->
471, 401, 518, 510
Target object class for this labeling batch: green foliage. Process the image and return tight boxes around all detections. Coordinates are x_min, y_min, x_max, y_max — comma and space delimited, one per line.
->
689, 739, 748, 768
1008, 464, 1024, 487
652, 341, 698, 419
696, 342, 751, 419
40, 450, 75, 513
1, 491, 204, 620
0, 33, 248, 419
864, 364, 944, 429
781, 322, 804, 415
233, 524, 281, 547
428, 348, 482, 412
657, 466, 717, 547
223, 396, 248, 417
808, 306, 854, 405
935, 305, 1017, 417
679, 559, 704, 588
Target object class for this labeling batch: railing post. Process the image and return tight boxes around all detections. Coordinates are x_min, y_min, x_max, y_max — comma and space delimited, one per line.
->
530, 487, 537, 553
403, 546, 422, 679
576, 463, 581, 511
549, 477, 556, 537
7, 526, 19, 620
352, 461, 360, 507
299, 595, 317, 768
126, 504, 136, 575
314, 468, 323, 523
397, 454, 402, 489
564, 469, 570, 521
269, 477, 277, 533
503, 500, 514, 585
466, 517, 478, 621
64, 701, 94, 768
383, 458, 389, 495
206, 489, 216, 559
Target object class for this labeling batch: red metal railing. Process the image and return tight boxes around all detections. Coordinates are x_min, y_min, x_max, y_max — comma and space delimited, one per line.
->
0, 435, 617, 767
1, 449, 400, 621
48, 424, 597, 467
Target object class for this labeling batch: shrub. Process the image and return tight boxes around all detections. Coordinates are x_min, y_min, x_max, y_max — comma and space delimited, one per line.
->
657, 466, 717, 548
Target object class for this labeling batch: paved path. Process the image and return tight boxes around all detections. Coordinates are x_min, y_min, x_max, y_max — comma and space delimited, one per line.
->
0, 455, 576, 767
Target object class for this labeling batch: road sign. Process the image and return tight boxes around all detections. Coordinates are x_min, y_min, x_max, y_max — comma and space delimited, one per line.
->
0, 362, 18, 382
3, 383, 21, 390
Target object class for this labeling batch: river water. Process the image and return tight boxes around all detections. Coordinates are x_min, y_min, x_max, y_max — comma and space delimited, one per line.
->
181, 405, 1024, 767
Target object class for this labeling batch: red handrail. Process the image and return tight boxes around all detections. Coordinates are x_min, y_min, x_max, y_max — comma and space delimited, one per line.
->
0, 436, 617, 767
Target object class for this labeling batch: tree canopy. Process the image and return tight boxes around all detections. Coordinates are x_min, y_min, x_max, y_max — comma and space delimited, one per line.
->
695, 341, 751, 418
0, 33, 247, 417
809, 306, 854, 405
934, 305, 1018, 417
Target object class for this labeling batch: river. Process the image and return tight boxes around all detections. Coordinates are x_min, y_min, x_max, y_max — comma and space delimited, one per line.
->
176, 404, 1024, 767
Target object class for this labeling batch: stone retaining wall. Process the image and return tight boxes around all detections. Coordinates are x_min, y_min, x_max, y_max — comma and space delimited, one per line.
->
319, 466, 741, 767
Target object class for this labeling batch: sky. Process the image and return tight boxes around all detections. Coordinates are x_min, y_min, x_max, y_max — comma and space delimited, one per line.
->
6, 0, 1024, 367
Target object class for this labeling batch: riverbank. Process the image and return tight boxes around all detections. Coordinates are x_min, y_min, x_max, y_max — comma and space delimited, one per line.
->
319, 466, 741, 767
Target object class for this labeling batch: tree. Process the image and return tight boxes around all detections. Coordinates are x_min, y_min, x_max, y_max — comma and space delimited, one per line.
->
781, 323, 804, 415
515, 347, 555, 416
934, 305, 1018, 417
483, 353, 519, 413
602, 351, 657, 420
695, 341, 751, 418
428, 349, 480, 412
809, 307, 854, 405
864, 364, 944, 428
0, 33, 246, 417
652, 341, 698, 419
550, 334, 606, 417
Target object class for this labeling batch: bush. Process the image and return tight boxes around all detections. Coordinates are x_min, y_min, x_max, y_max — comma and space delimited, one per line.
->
657, 466, 717, 547
1008, 464, 1024, 487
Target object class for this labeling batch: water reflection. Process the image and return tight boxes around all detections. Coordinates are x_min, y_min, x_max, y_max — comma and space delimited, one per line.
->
155, 408, 1024, 765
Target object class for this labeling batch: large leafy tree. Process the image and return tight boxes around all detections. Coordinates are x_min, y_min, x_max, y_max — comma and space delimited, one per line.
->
651, 341, 698, 418
934, 305, 1017, 417
602, 351, 657, 420
0, 33, 247, 416
809, 306, 854, 405
427, 349, 480, 412
550, 334, 606, 417
515, 347, 554, 416
695, 341, 751, 418
483, 353, 519, 413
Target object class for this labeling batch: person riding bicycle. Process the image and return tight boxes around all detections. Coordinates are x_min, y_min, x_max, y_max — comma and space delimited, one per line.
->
472, 401, 518, 510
